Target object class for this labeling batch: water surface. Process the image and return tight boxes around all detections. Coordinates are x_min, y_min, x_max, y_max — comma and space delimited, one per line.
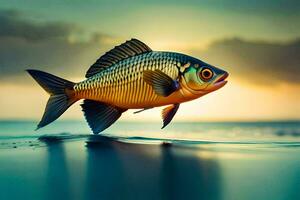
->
0, 121, 299, 200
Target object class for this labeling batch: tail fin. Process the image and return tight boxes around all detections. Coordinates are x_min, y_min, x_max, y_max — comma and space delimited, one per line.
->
27, 69, 77, 129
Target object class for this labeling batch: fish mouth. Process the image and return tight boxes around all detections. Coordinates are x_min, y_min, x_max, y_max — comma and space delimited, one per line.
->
212, 72, 229, 89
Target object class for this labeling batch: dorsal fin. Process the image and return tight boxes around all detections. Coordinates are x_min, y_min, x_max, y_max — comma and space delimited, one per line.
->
86, 38, 152, 78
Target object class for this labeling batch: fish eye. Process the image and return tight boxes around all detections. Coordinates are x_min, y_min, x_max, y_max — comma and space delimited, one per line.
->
199, 68, 213, 81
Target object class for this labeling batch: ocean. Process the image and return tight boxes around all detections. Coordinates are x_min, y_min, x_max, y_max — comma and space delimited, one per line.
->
0, 120, 300, 200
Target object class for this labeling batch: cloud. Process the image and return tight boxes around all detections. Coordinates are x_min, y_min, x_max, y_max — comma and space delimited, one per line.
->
0, 10, 118, 81
0, 9, 299, 86
0, 10, 77, 41
193, 38, 300, 85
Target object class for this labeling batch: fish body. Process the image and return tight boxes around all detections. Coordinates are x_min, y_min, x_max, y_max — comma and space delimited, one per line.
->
75, 51, 191, 108
27, 39, 228, 134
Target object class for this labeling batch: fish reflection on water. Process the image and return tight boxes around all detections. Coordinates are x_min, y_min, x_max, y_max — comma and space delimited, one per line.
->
38, 133, 300, 200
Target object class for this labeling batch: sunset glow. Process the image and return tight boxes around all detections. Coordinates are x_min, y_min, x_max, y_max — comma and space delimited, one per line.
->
0, 0, 299, 121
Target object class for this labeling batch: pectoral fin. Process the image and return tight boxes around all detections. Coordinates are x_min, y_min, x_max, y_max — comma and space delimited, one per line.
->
161, 104, 180, 129
81, 100, 127, 134
143, 70, 179, 97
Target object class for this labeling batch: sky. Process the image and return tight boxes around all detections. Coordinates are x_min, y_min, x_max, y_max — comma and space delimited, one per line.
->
0, 0, 299, 121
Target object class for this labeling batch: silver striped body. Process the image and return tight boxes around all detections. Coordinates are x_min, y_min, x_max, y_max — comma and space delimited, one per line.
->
74, 51, 189, 108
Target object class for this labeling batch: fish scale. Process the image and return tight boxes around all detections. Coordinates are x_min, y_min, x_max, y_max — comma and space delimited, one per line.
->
74, 51, 182, 108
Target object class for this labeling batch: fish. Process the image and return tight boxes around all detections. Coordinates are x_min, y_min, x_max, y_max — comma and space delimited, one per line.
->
27, 39, 228, 134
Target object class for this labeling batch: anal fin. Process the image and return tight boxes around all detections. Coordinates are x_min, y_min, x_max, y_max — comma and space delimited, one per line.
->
161, 104, 180, 129
81, 100, 127, 134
